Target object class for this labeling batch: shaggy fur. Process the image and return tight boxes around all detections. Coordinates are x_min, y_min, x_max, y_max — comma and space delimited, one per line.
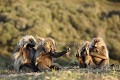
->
89, 37, 109, 68
13, 35, 38, 72
76, 41, 95, 68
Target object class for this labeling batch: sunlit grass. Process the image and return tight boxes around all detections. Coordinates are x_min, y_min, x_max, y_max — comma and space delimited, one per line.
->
0, 68, 120, 80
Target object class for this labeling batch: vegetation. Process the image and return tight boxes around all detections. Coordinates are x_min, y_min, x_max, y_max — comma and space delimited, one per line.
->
0, 68, 120, 80
0, 0, 120, 69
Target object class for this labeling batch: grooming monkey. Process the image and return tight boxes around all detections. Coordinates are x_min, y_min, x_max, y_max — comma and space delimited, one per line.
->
76, 41, 96, 68
89, 37, 109, 68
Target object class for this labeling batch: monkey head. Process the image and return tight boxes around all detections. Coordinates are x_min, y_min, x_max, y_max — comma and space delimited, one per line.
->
42, 38, 56, 53
18, 35, 36, 48
79, 41, 90, 58
90, 37, 106, 52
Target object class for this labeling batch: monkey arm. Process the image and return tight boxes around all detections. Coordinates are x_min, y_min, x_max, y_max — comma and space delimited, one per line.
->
50, 51, 67, 58
50, 48, 70, 58
90, 53, 107, 60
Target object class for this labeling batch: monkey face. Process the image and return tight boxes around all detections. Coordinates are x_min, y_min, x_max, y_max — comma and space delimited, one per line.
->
80, 47, 88, 57
80, 41, 90, 57
43, 38, 56, 53
91, 37, 104, 52
27, 38, 36, 48
18, 35, 36, 48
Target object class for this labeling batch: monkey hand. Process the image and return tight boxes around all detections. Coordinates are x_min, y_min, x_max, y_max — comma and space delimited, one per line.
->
76, 49, 81, 57
65, 47, 70, 53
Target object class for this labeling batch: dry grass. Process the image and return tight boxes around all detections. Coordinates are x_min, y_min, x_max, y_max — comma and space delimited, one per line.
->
0, 67, 120, 80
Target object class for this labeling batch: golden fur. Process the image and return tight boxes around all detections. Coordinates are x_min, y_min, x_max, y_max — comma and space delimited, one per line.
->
84, 54, 96, 68
35, 38, 70, 71
76, 41, 96, 68
89, 37, 109, 68
76, 41, 89, 68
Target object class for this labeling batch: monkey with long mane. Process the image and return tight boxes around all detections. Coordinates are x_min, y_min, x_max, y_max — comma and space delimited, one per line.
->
13, 35, 38, 72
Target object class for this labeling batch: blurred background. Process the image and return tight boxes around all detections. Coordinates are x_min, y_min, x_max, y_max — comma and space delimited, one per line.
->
0, 0, 120, 69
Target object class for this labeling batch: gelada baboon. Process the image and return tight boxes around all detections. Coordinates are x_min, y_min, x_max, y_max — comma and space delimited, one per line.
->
35, 38, 70, 71
76, 41, 95, 68
13, 35, 38, 72
89, 37, 109, 68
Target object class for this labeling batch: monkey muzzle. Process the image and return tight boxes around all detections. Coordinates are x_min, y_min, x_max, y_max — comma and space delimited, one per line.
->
93, 45, 97, 48
92, 45, 99, 52
27, 42, 36, 48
